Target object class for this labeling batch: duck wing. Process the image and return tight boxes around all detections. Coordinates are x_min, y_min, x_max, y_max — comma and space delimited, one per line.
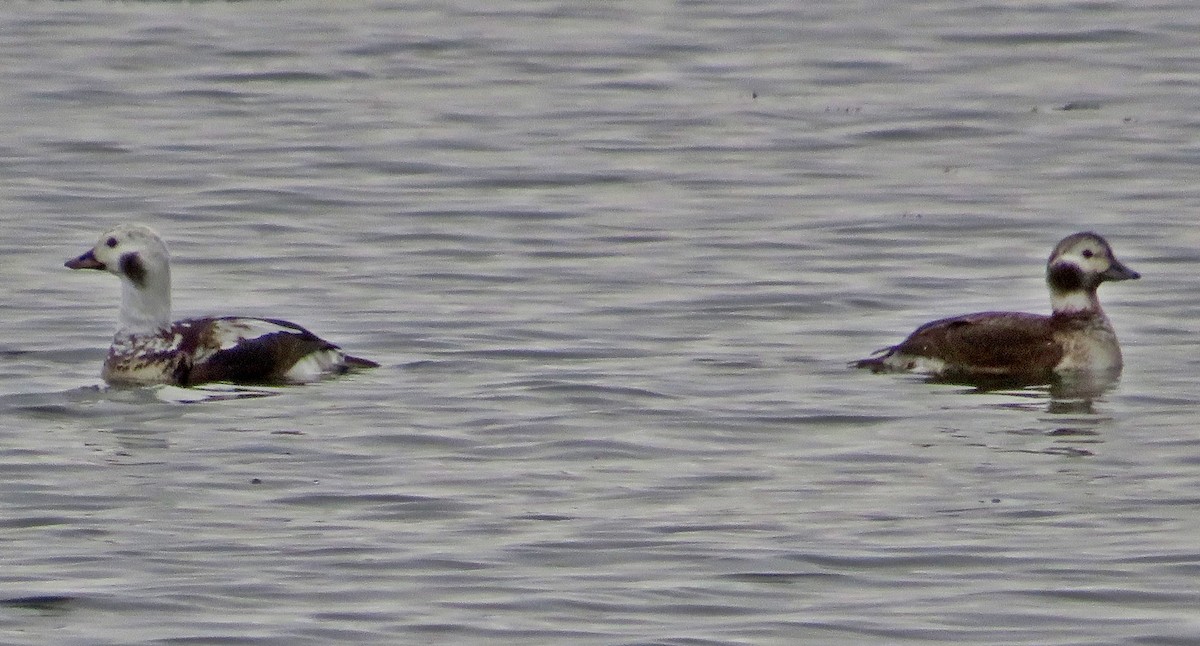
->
183, 317, 369, 385
892, 311, 1063, 374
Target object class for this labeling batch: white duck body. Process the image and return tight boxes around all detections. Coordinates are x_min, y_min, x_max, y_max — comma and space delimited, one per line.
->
855, 232, 1139, 379
67, 224, 378, 386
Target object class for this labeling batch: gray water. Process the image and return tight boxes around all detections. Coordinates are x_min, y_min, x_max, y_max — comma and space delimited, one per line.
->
2, 1, 1199, 644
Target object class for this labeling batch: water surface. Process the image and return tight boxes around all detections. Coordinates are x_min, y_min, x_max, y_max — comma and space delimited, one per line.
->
1, 1, 1199, 644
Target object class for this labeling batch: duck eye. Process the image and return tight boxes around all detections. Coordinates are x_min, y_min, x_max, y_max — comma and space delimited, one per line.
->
105, 237, 118, 248
1081, 249, 1094, 259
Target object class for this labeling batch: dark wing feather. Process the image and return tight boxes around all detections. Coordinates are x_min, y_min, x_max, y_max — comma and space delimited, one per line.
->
182, 317, 341, 386
895, 311, 1063, 374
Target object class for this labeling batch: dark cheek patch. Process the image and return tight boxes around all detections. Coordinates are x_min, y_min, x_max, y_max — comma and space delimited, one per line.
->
120, 253, 147, 288
1047, 262, 1084, 292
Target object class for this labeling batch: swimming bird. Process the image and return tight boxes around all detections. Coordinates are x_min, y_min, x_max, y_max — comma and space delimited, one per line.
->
854, 231, 1139, 379
66, 224, 379, 386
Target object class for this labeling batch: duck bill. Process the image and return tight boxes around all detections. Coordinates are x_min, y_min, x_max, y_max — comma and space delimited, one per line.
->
65, 249, 106, 271
1102, 259, 1139, 281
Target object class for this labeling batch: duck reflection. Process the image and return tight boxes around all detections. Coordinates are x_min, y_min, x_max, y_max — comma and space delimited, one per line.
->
927, 367, 1121, 415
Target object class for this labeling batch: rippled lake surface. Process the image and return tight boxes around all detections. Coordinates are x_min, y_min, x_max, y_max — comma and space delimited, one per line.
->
3, 1, 1200, 644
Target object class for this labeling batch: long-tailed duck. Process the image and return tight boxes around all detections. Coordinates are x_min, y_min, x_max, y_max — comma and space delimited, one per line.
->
66, 224, 379, 386
855, 231, 1139, 379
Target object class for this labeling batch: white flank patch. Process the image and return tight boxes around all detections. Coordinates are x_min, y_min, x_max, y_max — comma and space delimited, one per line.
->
284, 349, 344, 382
889, 354, 948, 374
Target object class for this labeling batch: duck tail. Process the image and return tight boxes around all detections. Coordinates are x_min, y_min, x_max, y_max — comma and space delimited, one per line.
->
851, 347, 895, 373
342, 355, 381, 369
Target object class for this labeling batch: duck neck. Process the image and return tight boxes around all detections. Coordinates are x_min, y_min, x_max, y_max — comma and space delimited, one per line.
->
1050, 288, 1102, 318
117, 270, 171, 335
